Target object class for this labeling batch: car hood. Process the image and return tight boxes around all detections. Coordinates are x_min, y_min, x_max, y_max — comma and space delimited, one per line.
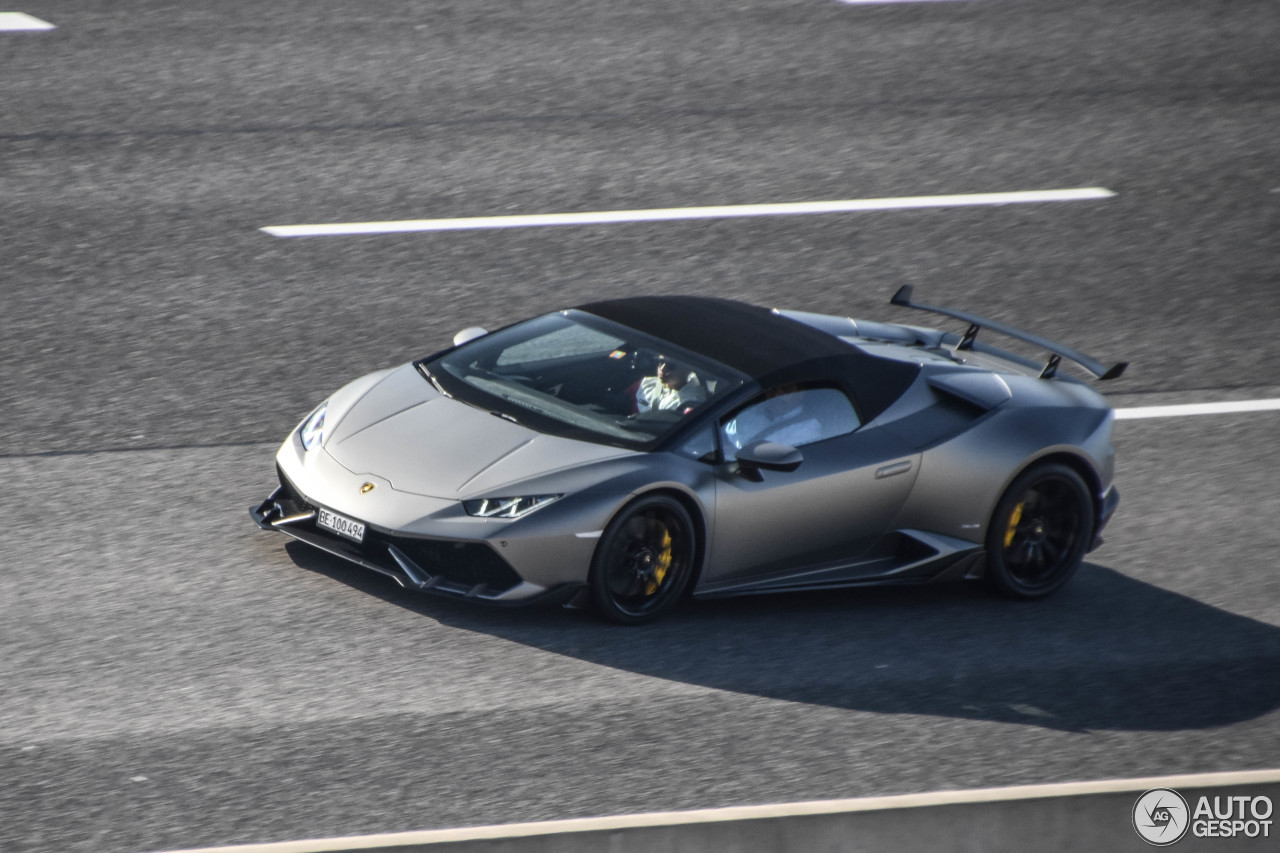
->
323, 364, 637, 499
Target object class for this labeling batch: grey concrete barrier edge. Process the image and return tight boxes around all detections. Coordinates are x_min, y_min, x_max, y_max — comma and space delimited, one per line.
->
149, 768, 1280, 853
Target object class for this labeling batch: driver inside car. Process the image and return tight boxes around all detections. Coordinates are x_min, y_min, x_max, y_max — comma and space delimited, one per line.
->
635, 359, 707, 414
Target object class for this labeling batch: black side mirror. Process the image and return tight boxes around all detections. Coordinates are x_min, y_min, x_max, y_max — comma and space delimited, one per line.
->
735, 441, 803, 481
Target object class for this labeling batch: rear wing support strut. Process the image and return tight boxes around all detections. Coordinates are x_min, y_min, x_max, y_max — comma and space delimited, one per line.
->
890, 285, 1128, 381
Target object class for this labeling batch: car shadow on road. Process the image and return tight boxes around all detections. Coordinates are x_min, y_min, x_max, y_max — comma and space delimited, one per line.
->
285, 542, 1280, 734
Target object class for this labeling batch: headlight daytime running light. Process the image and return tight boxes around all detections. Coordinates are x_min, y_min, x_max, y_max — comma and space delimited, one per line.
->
464, 494, 562, 520
299, 402, 328, 451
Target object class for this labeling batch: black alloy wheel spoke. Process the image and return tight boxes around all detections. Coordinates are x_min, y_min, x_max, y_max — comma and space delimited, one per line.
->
606, 509, 683, 610
985, 463, 1094, 600
1004, 476, 1084, 584
592, 494, 698, 623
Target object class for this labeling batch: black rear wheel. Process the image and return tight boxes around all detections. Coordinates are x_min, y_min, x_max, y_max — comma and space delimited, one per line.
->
984, 463, 1094, 599
590, 495, 697, 624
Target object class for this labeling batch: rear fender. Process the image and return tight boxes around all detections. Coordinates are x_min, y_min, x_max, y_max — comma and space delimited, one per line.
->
889, 406, 1112, 544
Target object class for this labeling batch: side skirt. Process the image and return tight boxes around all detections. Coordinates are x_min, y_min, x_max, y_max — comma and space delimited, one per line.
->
693, 531, 985, 599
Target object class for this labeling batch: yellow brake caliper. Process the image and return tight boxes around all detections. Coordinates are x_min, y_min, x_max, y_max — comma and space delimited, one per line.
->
1004, 502, 1025, 549
646, 529, 674, 595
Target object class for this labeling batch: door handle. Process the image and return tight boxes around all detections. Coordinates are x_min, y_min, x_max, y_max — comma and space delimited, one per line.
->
875, 460, 913, 479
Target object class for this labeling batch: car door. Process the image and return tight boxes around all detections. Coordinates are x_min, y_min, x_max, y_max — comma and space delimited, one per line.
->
700, 385, 921, 594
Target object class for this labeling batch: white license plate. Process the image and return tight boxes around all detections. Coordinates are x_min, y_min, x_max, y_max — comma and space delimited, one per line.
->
316, 507, 366, 543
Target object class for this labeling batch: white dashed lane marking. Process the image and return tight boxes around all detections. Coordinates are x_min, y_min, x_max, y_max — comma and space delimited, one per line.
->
261, 188, 1116, 237
1114, 399, 1280, 420
0, 12, 54, 30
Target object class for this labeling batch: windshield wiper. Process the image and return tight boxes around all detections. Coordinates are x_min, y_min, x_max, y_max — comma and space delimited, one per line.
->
491, 410, 521, 425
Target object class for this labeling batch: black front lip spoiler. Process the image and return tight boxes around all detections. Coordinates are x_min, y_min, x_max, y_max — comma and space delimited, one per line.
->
250, 490, 583, 608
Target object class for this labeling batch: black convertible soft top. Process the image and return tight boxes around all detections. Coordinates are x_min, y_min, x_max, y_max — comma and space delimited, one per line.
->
577, 295, 852, 377
576, 295, 920, 421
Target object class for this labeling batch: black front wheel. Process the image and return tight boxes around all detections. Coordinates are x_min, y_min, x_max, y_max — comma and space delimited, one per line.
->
590, 495, 697, 624
984, 463, 1095, 599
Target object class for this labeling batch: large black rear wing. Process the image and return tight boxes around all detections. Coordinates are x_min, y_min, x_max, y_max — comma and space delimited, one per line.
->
890, 285, 1128, 381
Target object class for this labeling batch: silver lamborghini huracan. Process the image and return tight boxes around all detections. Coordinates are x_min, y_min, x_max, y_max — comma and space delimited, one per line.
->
252, 287, 1125, 623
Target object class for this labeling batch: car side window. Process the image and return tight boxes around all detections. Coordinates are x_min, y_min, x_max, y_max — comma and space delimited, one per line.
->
721, 387, 860, 451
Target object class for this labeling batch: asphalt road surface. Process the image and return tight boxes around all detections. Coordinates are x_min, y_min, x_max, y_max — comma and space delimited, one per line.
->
2, 1, 1278, 851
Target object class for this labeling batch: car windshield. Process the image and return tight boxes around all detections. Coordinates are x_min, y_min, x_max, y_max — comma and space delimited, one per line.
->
422, 310, 748, 449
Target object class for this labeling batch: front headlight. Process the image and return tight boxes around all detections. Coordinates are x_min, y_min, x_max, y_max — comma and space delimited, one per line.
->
299, 402, 328, 450
463, 495, 562, 519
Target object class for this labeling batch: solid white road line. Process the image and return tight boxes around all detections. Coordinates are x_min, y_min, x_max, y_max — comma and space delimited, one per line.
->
148, 768, 1280, 853
0, 11, 54, 30
1114, 399, 1280, 420
261, 188, 1116, 237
